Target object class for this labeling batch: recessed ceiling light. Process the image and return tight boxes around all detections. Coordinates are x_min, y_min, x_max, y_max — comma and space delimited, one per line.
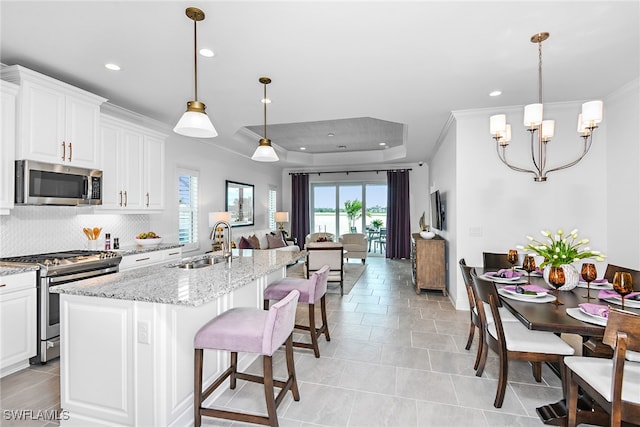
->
105, 63, 121, 71
489, 90, 502, 97
327, 133, 335, 137
379, 142, 387, 146
199, 48, 214, 57
300, 147, 306, 151
261, 98, 271, 104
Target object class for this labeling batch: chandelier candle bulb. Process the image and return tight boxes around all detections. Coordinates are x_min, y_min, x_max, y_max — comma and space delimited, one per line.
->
541, 120, 555, 140
524, 103, 543, 127
490, 114, 506, 134
582, 100, 603, 125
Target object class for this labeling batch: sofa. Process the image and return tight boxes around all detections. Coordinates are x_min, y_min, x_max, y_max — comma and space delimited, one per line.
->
339, 233, 367, 264
232, 229, 300, 253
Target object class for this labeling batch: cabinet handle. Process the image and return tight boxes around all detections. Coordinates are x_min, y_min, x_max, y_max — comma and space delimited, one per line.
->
0, 284, 6, 288
68, 142, 72, 161
146, 192, 150, 207
61, 141, 66, 161
119, 191, 123, 207
124, 191, 128, 207
135, 257, 151, 262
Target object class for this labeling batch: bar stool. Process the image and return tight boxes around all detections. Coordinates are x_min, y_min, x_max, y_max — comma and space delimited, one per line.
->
264, 265, 331, 358
194, 289, 301, 427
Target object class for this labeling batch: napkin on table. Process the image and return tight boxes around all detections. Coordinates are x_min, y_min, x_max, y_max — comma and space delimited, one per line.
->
487, 269, 523, 279
597, 289, 640, 300
502, 284, 548, 294
578, 303, 609, 318
579, 278, 608, 283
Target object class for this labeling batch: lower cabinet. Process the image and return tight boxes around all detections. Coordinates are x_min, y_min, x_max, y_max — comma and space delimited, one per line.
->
411, 233, 446, 296
0, 271, 37, 377
119, 248, 182, 272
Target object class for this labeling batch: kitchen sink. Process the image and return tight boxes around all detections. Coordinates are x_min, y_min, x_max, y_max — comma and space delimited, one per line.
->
176, 256, 224, 269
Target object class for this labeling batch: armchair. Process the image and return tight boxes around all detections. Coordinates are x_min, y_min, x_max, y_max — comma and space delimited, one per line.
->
339, 233, 367, 264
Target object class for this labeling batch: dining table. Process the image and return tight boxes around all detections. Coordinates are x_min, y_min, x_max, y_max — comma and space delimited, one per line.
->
477, 267, 640, 426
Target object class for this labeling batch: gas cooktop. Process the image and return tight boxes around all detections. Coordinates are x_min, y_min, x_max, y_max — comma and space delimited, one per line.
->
0, 250, 121, 275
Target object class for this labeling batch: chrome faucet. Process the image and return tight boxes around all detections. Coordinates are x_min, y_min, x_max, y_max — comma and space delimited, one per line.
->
210, 220, 232, 265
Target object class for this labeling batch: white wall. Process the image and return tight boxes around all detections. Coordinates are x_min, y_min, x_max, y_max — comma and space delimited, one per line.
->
435, 100, 612, 309
604, 78, 640, 267
151, 132, 284, 255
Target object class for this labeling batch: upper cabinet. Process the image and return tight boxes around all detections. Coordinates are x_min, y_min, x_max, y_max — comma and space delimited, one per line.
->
0, 81, 19, 214
1, 65, 107, 169
100, 114, 166, 213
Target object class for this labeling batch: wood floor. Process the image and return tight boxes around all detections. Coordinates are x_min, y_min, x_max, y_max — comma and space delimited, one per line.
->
0, 257, 560, 426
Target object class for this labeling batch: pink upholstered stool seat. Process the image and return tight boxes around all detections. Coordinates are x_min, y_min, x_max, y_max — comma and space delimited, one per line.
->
194, 289, 300, 427
264, 265, 330, 358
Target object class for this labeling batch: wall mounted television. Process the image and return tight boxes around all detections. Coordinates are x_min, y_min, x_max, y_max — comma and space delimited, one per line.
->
430, 190, 443, 230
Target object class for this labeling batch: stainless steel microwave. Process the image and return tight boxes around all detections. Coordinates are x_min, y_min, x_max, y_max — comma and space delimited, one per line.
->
15, 160, 102, 206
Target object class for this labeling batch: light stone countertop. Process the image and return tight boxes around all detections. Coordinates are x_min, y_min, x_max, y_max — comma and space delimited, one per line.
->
0, 265, 39, 276
50, 249, 304, 307
114, 243, 183, 256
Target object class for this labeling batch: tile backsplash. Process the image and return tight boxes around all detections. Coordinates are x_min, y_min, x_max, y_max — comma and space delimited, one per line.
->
0, 206, 150, 257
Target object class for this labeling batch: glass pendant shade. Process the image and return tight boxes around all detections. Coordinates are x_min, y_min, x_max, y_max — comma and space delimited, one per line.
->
252, 140, 279, 162
174, 109, 218, 138
541, 120, 555, 139
523, 103, 543, 127
582, 100, 603, 125
490, 114, 506, 135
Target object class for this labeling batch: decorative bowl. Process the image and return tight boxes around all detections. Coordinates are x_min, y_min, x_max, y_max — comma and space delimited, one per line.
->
135, 237, 163, 247
419, 231, 436, 239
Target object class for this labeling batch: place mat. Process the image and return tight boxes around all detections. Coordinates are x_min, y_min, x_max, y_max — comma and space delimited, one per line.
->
498, 288, 556, 303
566, 307, 607, 327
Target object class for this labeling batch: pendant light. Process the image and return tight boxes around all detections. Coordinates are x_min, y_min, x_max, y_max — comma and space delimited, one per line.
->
251, 77, 279, 162
173, 7, 218, 138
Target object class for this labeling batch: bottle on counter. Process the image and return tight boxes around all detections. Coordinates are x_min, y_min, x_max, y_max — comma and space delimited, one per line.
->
113, 237, 119, 250
105, 233, 111, 250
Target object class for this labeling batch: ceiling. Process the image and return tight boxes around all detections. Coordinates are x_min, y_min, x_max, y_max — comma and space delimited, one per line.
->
1, 1, 638, 168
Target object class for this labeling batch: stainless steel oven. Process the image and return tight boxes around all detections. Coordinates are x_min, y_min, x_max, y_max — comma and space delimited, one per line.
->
0, 250, 121, 364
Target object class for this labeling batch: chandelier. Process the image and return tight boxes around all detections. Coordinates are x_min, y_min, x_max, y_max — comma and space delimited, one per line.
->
251, 77, 279, 162
489, 32, 603, 182
174, 7, 218, 138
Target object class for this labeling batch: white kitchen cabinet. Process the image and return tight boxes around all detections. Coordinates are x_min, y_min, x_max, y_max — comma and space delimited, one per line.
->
119, 247, 182, 271
100, 114, 165, 212
0, 271, 37, 378
0, 81, 18, 214
1, 65, 106, 169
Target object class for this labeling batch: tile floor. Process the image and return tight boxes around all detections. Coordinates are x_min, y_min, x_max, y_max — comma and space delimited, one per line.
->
1, 256, 565, 426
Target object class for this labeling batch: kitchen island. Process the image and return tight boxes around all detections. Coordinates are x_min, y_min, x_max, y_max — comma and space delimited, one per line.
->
51, 249, 304, 427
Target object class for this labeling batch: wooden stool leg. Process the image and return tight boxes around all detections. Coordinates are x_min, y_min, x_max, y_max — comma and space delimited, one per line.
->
567, 371, 578, 427
263, 355, 279, 427
532, 361, 542, 382
476, 330, 488, 376
308, 303, 320, 358
320, 295, 330, 342
230, 352, 238, 389
286, 335, 300, 401
465, 317, 475, 350
263, 299, 270, 310
194, 349, 203, 427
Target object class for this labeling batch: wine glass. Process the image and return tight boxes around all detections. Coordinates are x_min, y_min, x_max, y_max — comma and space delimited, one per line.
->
547, 266, 565, 306
507, 249, 519, 271
523, 256, 536, 285
580, 263, 597, 300
612, 272, 634, 310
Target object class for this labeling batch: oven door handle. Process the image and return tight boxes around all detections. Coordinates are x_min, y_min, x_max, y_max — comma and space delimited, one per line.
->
47, 266, 119, 284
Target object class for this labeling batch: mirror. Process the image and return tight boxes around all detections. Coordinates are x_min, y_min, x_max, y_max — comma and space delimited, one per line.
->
225, 180, 254, 227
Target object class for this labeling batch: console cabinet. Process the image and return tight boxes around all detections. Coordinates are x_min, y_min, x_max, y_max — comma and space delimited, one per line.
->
411, 233, 446, 295
2, 65, 106, 169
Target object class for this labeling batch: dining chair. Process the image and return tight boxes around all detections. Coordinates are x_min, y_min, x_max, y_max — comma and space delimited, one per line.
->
565, 308, 640, 427
306, 245, 344, 296
374, 228, 387, 253
482, 252, 513, 270
459, 259, 519, 373
470, 270, 575, 408
603, 264, 640, 290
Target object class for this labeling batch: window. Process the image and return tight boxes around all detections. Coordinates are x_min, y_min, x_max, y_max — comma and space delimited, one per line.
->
268, 186, 277, 230
178, 168, 199, 251
311, 182, 387, 236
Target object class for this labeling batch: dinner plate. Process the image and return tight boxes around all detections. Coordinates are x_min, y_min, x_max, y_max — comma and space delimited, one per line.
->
566, 307, 607, 327
602, 297, 640, 309
501, 287, 548, 298
515, 268, 543, 277
482, 273, 526, 284
579, 306, 609, 320
577, 280, 613, 290
497, 288, 556, 303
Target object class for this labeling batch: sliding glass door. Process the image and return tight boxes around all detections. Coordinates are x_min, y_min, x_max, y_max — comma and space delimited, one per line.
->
311, 182, 387, 237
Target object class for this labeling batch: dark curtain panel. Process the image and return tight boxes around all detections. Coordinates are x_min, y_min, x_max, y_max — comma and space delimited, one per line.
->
386, 170, 411, 259
291, 173, 310, 245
